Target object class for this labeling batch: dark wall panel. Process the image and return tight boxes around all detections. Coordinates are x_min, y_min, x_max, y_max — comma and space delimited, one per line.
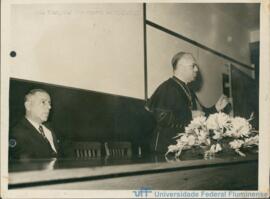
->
9, 79, 155, 154
231, 65, 259, 129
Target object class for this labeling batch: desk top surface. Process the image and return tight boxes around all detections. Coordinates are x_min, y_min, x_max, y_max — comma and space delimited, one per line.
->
9, 154, 258, 187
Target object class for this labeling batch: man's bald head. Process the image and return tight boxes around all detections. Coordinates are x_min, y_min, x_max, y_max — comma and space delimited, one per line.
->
171, 51, 199, 83
24, 89, 51, 124
171, 52, 194, 71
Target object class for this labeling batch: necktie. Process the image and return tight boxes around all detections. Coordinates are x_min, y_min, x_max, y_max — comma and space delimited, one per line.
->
39, 125, 57, 155
39, 125, 47, 140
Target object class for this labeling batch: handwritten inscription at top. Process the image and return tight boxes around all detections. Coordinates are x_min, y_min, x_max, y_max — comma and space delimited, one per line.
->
36, 9, 139, 16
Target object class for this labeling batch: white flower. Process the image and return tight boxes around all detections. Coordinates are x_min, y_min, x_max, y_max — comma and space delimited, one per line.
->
215, 143, 222, 152
229, 140, 244, 149
212, 130, 223, 140
227, 117, 252, 138
184, 126, 194, 134
206, 112, 230, 130
180, 134, 188, 143
204, 143, 222, 158
187, 135, 196, 146
235, 149, 246, 157
166, 144, 184, 158
189, 116, 207, 128
166, 113, 257, 159
206, 138, 211, 145
198, 133, 207, 143
216, 113, 231, 128
209, 143, 222, 153
244, 135, 259, 147
206, 114, 219, 130
197, 134, 210, 145
185, 116, 207, 135
175, 134, 193, 145
194, 128, 200, 136
167, 144, 181, 153
223, 130, 233, 137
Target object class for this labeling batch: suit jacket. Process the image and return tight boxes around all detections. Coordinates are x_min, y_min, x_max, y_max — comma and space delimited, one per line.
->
9, 117, 60, 159
146, 76, 216, 153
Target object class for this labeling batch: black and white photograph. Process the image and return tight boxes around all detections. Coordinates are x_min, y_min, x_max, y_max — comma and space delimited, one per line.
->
1, 0, 269, 198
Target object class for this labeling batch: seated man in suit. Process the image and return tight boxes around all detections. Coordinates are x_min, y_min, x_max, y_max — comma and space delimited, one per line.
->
9, 89, 60, 159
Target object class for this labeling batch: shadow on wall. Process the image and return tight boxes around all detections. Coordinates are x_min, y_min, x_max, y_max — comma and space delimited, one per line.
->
9, 78, 156, 155
188, 70, 203, 92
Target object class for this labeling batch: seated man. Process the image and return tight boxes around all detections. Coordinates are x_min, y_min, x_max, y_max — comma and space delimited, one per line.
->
147, 51, 229, 153
9, 89, 60, 159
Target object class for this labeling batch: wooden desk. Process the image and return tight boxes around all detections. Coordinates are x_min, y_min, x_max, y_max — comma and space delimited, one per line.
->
9, 154, 258, 190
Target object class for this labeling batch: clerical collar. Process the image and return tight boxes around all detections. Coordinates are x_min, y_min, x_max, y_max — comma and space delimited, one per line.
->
172, 76, 187, 85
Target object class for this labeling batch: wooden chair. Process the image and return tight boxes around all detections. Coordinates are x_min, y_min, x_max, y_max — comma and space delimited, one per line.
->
69, 141, 101, 159
104, 141, 132, 158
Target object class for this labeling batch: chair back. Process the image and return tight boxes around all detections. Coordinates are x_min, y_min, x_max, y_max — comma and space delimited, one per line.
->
104, 141, 132, 158
70, 141, 101, 158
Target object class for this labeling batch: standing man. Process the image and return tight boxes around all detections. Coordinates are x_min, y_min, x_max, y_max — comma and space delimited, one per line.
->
147, 52, 229, 153
9, 89, 59, 159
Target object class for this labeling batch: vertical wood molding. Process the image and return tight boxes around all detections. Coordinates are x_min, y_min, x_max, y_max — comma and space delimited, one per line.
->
143, 3, 148, 101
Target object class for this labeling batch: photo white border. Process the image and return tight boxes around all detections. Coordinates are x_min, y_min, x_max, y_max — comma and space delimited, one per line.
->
1, 0, 269, 198
259, 0, 270, 194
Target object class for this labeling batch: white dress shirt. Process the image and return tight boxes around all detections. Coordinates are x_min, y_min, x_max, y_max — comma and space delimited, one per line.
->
26, 117, 57, 153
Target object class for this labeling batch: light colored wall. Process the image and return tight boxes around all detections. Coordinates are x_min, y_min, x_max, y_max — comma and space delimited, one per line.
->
147, 3, 251, 65
250, 30, 260, 42
9, 3, 256, 103
196, 49, 228, 107
147, 26, 198, 98
10, 4, 144, 99
146, 3, 255, 106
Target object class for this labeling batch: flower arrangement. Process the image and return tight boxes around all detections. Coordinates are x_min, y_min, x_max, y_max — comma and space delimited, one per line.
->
165, 112, 258, 159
